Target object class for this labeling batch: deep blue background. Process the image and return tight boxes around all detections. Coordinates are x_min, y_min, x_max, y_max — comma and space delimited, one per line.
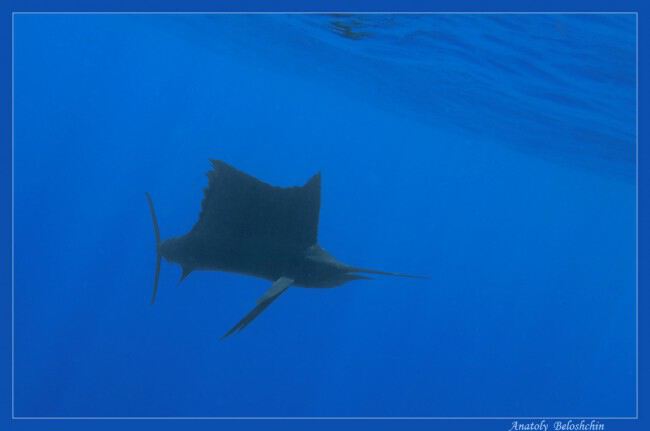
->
1, 1, 647, 431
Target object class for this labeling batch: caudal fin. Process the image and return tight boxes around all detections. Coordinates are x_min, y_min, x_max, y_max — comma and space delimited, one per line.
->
145, 192, 162, 304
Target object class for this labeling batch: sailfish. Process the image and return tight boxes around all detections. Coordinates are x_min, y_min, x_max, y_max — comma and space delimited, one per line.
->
145, 160, 425, 338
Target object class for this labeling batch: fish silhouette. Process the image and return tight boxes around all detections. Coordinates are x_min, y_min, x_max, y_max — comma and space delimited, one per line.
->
146, 160, 426, 338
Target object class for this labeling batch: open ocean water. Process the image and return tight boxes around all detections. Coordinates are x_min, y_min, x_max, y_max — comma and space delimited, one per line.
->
14, 14, 636, 417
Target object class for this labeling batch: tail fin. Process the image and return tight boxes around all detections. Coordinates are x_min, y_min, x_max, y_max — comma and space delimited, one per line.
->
145, 192, 162, 304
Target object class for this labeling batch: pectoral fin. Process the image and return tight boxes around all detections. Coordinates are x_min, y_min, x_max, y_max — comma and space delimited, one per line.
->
257, 276, 293, 304
221, 277, 294, 339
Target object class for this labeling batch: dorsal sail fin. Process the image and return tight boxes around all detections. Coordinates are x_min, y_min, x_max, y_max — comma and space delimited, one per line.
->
191, 160, 321, 250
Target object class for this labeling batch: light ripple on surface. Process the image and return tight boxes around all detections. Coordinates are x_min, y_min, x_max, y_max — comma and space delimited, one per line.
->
284, 14, 636, 179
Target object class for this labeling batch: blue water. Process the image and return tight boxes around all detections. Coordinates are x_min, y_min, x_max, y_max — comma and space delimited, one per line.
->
14, 14, 636, 417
